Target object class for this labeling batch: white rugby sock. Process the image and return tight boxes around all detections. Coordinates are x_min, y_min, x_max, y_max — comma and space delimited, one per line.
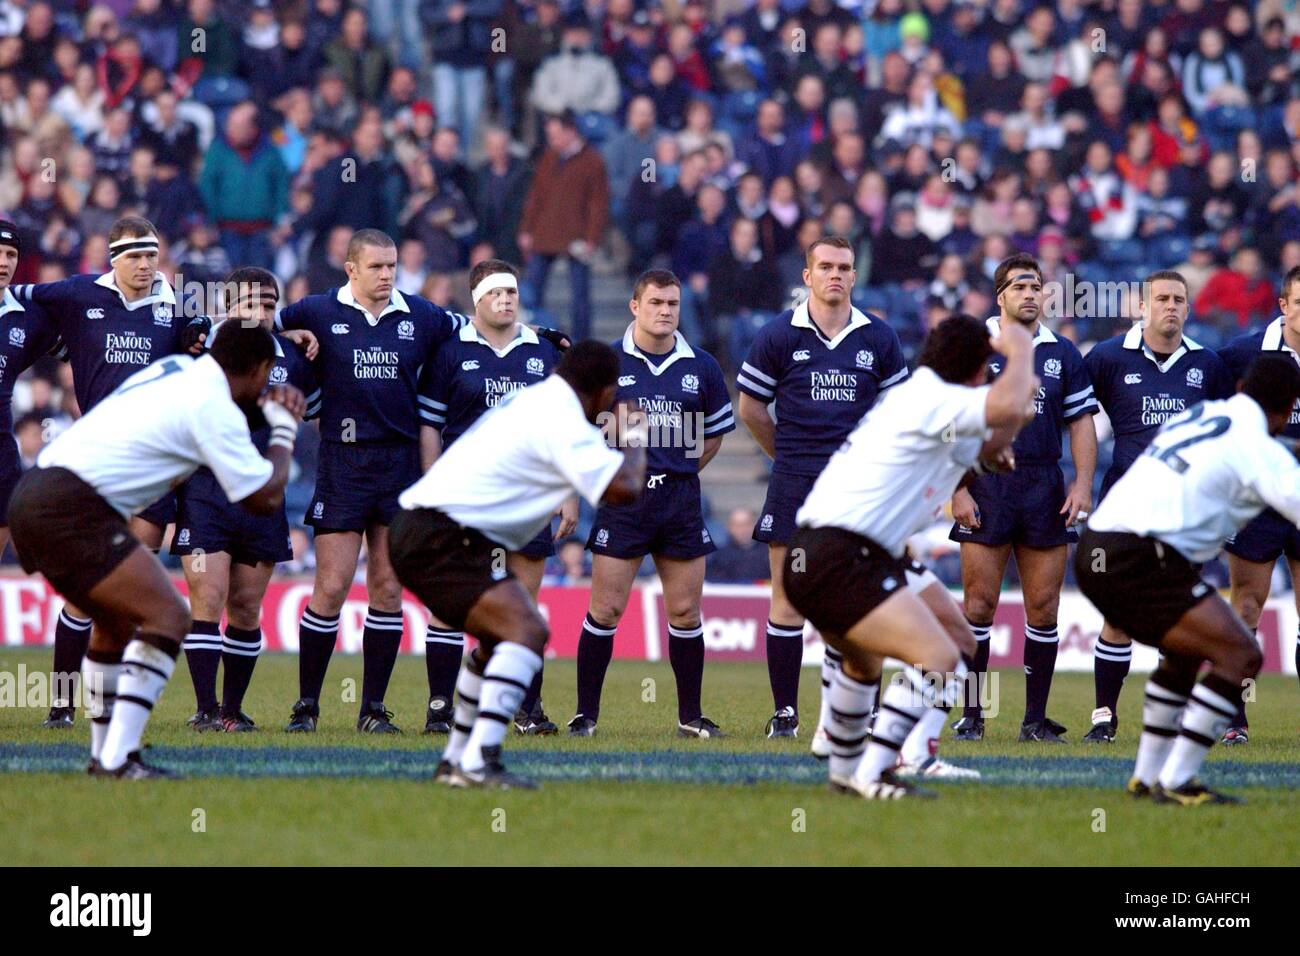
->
1133, 675, 1188, 786
100, 639, 176, 771
817, 646, 843, 732
82, 651, 121, 762
461, 643, 542, 773
443, 654, 484, 767
901, 705, 947, 765
826, 668, 873, 780
854, 671, 927, 784
1158, 678, 1237, 790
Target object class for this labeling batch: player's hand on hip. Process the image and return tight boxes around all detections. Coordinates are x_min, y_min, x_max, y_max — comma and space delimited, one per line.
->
262, 384, 307, 421
1060, 482, 1092, 526
555, 497, 579, 539
952, 488, 980, 529
281, 328, 319, 360
980, 446, 1016, 474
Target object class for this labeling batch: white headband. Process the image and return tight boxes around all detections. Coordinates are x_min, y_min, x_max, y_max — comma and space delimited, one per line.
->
471, 272, 518, 307
108, 235, 160, 263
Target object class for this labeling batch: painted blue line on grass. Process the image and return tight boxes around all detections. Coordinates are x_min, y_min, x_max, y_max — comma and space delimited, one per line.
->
2, 744, 1296, 788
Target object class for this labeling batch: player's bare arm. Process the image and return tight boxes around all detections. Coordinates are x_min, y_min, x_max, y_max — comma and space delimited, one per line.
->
1060, 414, 1097, 525
738, 392, 776, 459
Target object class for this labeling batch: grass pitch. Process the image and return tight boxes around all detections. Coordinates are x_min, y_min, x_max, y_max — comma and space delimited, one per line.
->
1, 647, 1297, 865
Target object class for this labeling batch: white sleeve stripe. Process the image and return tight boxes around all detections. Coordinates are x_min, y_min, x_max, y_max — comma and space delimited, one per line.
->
704, 417, 735, 435
704, 404, 733, 422
418, 397, 448, 409
1063, 400, 1098, 417
881, 368, 909, 388
736, 375, 774, 398
740, 362, 777, 386
1064, 385, 1095, 404
419, 410, 446, 424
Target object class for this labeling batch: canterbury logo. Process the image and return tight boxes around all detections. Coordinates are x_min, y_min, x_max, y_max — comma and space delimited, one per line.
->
618, 375, 635, 386
330, 323, 348, 334
1124, 373, 1142, 384
86, 308, 104, 320
793, 350, 810, 361
462, 360, 480, 371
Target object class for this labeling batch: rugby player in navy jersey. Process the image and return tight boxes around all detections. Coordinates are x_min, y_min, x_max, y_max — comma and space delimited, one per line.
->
1215, 264, 1300, 744
567, 270, 734, 738
736, 235, 909, 740
1080, 271, 1234, 742
417, 259, 572, 736
0, 223, 70, 709
948, 254, 1099, 742
171, 268, 321, 732
12, 217, 213, 729
275, 229, 472, 734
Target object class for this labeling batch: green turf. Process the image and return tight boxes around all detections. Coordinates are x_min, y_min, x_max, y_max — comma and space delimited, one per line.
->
1, 648, 1297, 865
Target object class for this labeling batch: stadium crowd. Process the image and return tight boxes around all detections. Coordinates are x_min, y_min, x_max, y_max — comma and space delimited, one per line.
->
1, 0, 1299, 584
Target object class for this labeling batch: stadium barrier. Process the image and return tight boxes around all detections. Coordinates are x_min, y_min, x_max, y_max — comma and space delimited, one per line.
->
0, 574, 1294, 674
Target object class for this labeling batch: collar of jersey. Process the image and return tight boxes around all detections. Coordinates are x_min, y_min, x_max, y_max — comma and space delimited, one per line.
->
791, 301, 870, 349
985, 315, 1056, 345
0, 286, 25, 319
335, 284, 410, 326
622, 324, 694, 375
1122, 321, 1201, 371
94, 271, 177, 311
1262, 316, 1298, 354
459, 321, 537, 357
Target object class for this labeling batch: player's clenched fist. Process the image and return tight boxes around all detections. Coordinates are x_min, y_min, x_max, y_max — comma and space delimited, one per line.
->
261, 384, 307, 421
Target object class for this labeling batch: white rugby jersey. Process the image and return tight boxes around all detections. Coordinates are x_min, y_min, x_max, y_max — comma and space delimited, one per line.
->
797, 366, 991, 556
398, 374, 625, 550
1088, 393, 1300, 562
38, 354, 273, 517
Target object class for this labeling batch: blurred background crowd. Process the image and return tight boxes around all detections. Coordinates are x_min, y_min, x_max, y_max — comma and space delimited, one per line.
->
1, 0, 1298, 588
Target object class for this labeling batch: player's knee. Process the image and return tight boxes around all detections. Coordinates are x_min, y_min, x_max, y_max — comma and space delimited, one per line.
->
150, 600, 192, 642
1236, 639, 1264, 679
1234, 595, 1263, 629
963, 592, 997, 623
225, 599, 261, 631
517, 618, 549, 655
587, 601, 626, 629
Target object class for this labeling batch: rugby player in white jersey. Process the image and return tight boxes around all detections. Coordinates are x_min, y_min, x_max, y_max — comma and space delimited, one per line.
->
389, 341, 647, 789
782, 315, 1038, 798
1077, 354, 1300, 804
8, 323, 304, 777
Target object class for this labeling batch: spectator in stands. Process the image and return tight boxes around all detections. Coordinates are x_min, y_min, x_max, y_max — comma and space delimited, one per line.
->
322, 7, 388, 105
177, 0, 238, 84
518, 111, 608, 339
473, 124, 531, 264
604, 95, 660, 227
706, 508, 771, 583
310, 66, 359, 137
1182, 27, 1247, 117
530, 16, 621, 141
198, 100, 288, 270
422, 0, 500, 150
298, 117, 399, 263
1195, 246, 1277, 329
171, 212, 230, 286
138, 89, 199, 174
400, 159, 476, 273
50, 61, 103, 141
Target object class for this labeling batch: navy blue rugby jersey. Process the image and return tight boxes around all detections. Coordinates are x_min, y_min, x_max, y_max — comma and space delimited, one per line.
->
736, 302, 908, 477
608, 324, 733, 474
418, 323, 562, 447
11, 272, 189, 412
982, 317, 1098, 465
1086, 323, 1234, 480
1219, 316, 1300, 441
277, 285, 468, 444
0, 287, 63, 432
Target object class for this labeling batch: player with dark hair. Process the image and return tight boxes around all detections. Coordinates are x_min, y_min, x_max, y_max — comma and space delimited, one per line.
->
170, 268, 320, 732
948, 254, 1099, 743
13, 216, 212, 729
8, 322, 304, 777
390, 340, 647, 788
736, 235, 910, 741
1077, 354, 1300, 804
784, 315, 1038, 798
1214, 265, 1300, 744
1079, 270, 1234, 741
567, 269, 734, 739
418, 258, 571, 736
276, 228, 470, 734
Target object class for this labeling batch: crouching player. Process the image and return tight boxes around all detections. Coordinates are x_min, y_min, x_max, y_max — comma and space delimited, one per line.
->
389, 342, 646, 788
171, 268, 320, 731
1076, 354, 1300, 804
8, 323, 301, 777
782, 315, 1037, 798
